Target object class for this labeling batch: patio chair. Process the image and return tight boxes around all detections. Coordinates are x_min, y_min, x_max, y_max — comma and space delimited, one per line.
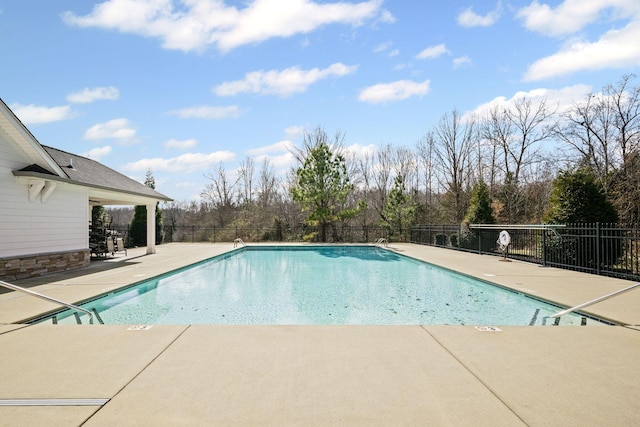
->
116, 238, 127, 256
106, 238, 115, 256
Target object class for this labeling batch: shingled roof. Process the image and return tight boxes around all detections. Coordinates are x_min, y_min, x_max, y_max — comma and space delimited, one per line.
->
41, 146, 171, 202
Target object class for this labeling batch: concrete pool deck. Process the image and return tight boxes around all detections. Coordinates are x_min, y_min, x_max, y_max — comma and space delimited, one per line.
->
1, 243, 639, 426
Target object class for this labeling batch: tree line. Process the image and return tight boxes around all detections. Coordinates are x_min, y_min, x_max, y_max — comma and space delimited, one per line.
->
108, 74, 640, 243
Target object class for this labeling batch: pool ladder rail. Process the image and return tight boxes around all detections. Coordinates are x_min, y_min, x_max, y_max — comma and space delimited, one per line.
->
233, 238, 247, 248
548, 282, 640, 320
374, 238, 389, 248
0, 279, 98, 324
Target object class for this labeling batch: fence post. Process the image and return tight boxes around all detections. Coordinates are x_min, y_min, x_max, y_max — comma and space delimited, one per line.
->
542, 228, 547, 267
191, 225, 195, 243
596, 222, 601, 275
213, 226, 216, 243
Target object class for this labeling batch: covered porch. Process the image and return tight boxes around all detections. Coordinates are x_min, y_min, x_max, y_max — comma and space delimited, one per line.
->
88, 186, 162, 257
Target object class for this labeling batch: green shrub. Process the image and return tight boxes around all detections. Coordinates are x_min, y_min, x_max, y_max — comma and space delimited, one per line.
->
434, 234, 447, 246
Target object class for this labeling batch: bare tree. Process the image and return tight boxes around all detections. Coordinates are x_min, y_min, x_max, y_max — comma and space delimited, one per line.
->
354, 151, 377, 226
257, 158, 279, 209
609, 74, 640, 163
482, 97, 557, 222
558, 91, 617, 190
416, 133, 437, 223
558, 75, 640, 194
392, 145, 417, 191
433, 109, 477, 223
201, 163, 239, 227
371, 143, 393, 221
237, 157, 255, 207
608, 75, 640, 222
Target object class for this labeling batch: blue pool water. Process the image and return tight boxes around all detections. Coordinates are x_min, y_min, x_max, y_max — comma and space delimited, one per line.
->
47, 246, 599, 325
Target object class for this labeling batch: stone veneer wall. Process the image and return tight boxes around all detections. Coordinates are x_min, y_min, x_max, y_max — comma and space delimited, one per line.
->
0, 249, 91, 282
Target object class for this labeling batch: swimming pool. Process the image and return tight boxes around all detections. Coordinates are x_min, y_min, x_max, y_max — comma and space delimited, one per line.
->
42, 246, 602, 326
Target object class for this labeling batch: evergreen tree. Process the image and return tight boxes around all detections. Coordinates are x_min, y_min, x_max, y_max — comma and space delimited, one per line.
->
91, 205, 107, 226
291, 136, 362, 242
381, 175, 416, 239
544, 167, 620, 269
465, 180, 495, 224
129, 205, 147, 246
129, 169, 164, 246
545, 168, 618, 224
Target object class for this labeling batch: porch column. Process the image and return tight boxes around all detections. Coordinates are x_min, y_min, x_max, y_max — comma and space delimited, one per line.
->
146, 202, 156, 254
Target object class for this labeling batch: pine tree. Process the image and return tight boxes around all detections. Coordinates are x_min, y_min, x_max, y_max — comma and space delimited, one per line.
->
465, 180, 495, 224
381, 175, 416, 239
129, 169, 164, 246
545, 168, 617, 224
291, 134, 363, 242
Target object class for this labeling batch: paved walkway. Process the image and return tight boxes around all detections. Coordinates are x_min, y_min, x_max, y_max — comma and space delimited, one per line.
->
1, 243, 639, 426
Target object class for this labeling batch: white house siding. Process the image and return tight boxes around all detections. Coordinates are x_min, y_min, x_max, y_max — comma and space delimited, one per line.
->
0, 130, 89, 259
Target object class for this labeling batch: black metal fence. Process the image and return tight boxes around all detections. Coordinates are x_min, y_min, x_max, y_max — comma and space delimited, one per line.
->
111, 224, 398, 245
110, 221, 640, 280
410, 223, 640, 281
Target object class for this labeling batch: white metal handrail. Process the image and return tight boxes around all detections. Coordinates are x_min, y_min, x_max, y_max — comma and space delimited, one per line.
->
549, 282, 640, 319
0, 280, 94, 324
375, 238, 388, 248
233, 238, 246, 248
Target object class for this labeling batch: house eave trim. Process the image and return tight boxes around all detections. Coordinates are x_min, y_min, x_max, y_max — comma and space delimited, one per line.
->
12, 170, 173, 203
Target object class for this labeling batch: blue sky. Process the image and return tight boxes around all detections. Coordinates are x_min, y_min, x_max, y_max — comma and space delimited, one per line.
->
2, 0, 639, 201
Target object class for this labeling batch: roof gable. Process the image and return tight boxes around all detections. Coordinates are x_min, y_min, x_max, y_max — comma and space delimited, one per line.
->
0, 99, 66, 177
2, 98, 171, 204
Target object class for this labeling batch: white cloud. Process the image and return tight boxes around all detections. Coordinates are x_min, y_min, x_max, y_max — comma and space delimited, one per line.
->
66, 86, 119, 103
373, 41, 399, 57
524, 19, 640, 80
344, 142, 376, 157
453, 56, 472, 69
415, 44, 448, 60
168, 105, 243, 119
373, 41, 392, 53
83, 118, 137, 143
284, 125, 306, 138
213, 63, 358, 97
62, 0, 390, 53
376, 9, 396, 25
251, 151, 295, 170
358, 79, 430, 103
516, 0, 638, 37
81, 145, 112, 160
9, 103, 74, 124
246, 140, 295, 156
457, 2, 501, 28
271, 152, 296, 169
122, 151, 236, 173
164, 138, 198, 150
466, 84, 593, 119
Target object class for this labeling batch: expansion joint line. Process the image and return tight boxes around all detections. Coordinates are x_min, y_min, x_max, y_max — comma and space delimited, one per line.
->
79, 325, 193, 426
418, 325, 530, 426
